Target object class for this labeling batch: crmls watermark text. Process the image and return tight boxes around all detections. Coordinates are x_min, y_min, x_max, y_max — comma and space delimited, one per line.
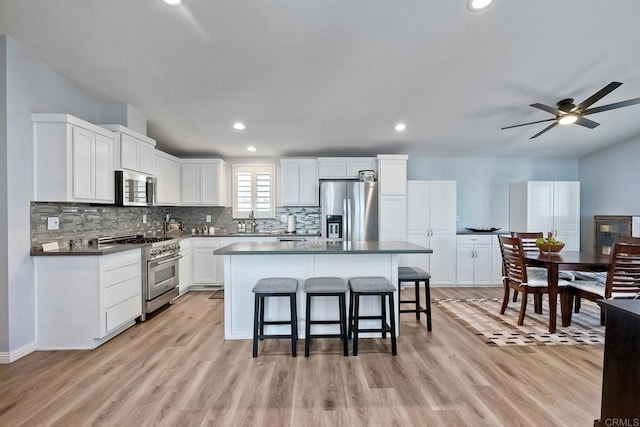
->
604, 418, 640, 427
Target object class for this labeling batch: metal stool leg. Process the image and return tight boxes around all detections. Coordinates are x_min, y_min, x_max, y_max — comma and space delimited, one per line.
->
381, 294, 387, 339
352, 293, 360, 356
414, 280, 421, 320
338, 293, 348, 357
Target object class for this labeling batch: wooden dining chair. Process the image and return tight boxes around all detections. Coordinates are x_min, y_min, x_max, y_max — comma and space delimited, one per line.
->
498, 235, 570, 325
565, 238, 640, 325
510, 232, 544, 304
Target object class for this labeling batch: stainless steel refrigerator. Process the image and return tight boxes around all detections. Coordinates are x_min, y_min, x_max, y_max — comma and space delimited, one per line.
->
320, 180, 378, 241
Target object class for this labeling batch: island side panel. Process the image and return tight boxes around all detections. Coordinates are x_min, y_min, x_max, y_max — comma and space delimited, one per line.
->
223, 252, 399, 340
224, 254, 314, 339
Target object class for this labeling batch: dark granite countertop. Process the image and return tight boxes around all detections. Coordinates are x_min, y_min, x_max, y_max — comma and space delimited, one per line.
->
30, 243, 146, 256
214, 240, 433, 255
183, 232, 318, 238
456, 229, 510, 235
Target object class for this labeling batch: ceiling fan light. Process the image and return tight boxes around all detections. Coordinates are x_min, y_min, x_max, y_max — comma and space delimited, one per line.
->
558, 114, 578, 125
163, 0, 181, 5
467, 0, 492, 11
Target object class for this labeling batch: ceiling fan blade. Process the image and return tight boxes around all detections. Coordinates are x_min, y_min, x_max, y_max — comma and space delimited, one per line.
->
530, 103, 561, 115
501, 118, 556, 130
573, 82, 623, 112
582, 97, 640, 115
530, 122, 558, 139
574, 116, 600, 129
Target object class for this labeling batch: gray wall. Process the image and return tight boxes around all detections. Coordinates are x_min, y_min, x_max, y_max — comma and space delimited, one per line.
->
1, 35, 126, 356
407, 157, 579, 231
578, 137, 640, 250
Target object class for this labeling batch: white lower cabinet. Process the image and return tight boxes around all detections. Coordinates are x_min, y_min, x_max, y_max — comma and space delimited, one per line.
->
35, 249, 142, 350
179, 238, 193, 293
456, 235, 492, 286
192, 238, 224, 286
491, 235, 505, 285
189, 237, 277, 288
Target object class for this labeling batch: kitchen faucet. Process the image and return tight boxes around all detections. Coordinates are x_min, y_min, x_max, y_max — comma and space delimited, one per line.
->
249, 210, 257, 233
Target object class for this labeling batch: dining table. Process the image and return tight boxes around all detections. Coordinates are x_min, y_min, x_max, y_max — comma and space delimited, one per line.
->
523, 250, 611, 333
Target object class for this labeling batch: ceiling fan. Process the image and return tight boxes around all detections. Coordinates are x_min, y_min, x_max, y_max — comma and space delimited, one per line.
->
501, 82, 640, 139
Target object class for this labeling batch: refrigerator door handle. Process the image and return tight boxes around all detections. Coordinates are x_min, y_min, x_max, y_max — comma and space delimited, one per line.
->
346, 198, 352, 241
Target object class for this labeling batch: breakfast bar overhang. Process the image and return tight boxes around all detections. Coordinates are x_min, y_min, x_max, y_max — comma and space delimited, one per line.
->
214, 240, 433, 340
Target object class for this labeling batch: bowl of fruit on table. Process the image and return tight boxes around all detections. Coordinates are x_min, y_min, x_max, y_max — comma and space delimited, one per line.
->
536, 233, 565, 254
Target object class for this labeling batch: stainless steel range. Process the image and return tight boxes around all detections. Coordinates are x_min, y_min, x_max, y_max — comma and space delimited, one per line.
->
99, 235, 182, 321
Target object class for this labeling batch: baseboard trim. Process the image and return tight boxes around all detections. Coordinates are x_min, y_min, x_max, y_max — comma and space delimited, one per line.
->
0, 342, 36, 364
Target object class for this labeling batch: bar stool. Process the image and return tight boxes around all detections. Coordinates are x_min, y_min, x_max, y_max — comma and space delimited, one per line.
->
303, 277, 349, 357
252, 277, 298, 358
398, 266, 432, 332
348, 276, 397, 356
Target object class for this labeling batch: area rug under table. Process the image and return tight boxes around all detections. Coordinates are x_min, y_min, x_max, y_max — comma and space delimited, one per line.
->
432, 297, 605, 346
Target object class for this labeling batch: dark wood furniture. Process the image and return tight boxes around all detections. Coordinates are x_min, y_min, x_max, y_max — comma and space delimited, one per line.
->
398, 266, 432, 331
565, 239, 640, 326
510, 232, 544, 304
348, 276, 397, 356
498, 235, 563, 325
594, 300, 640, 427
252, 278, 299, 358
523, 251, 610, 332
303, 277, 349, 357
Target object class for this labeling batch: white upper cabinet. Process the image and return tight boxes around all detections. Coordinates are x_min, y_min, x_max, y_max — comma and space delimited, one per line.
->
101, 124, 156, 175
154, 150, 181, 206
377, 155, 408, 241
279, 159, 319, 206
509, 181, 580, 251
180, 159, 226, 206
378, 155, 408, 196
318, 157, 377, 179
33, 114, 115, 204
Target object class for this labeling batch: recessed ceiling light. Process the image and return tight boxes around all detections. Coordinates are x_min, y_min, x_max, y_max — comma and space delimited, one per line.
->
394, 123, 407, 132
233, 122, 246, 131
163, 0, 181, 5
467, 0, 492, 11
246, 146, 257, 152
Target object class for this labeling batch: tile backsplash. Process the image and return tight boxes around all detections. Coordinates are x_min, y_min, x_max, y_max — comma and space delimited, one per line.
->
30, 202, 320, 249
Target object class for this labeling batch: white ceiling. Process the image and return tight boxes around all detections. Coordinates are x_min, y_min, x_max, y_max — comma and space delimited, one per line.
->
2, 0, 640, 158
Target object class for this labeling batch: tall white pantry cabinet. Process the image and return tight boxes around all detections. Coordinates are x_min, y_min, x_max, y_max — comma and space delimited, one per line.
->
400, 180, 457, 285
509, 181, 580, 251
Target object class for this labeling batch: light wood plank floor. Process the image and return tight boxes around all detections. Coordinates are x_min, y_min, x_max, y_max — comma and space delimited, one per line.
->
0, 287, 603, 426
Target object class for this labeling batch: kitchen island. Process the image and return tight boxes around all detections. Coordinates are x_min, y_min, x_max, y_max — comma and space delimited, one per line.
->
214, 240, 433, 339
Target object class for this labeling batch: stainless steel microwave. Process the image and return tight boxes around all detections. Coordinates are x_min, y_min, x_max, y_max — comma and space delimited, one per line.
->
115, 170, 157, 206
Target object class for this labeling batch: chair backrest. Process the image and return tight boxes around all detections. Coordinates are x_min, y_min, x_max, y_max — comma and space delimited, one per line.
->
498, 235, 528, 285
605, 241, 640, 299
510, 231, 543, 251
617, 235, 640, 245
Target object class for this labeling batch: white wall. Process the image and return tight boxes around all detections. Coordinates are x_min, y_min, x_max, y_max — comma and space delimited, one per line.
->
407, 157, 579, 230
0, 36, 8, 354
578, 137, 640, 250
0, 35, 125, 359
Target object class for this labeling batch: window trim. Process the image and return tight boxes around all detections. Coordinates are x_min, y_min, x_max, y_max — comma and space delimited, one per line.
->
231, 163, 275, 219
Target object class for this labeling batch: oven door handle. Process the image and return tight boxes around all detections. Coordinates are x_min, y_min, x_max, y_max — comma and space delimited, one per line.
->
152, 255, 183, 266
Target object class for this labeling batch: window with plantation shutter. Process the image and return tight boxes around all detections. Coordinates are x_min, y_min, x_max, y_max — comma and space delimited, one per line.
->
232, 164, 275, 218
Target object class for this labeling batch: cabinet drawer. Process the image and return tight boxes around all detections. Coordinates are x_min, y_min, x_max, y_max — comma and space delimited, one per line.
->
104, 276, 140, 309
192, 237, 219, 248
457, 235, 492, 245
102, 250, 140, 271
103, 262, 140, 288
105, 295, 141, 332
